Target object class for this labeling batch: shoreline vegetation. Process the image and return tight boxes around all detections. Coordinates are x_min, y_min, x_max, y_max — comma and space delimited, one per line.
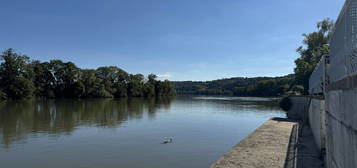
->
0, 18, 333, 100
174, 18, 334, 97
173, 75, 296, 97
0, 49, 176, 100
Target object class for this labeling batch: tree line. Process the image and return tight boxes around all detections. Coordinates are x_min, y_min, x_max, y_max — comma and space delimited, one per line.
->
0, 19, 332, 99
173, 75, 301, 97
0, 49, 176, 100
174, 18, 334, 97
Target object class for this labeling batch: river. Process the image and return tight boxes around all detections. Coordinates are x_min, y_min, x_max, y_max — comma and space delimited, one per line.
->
0, 96, 285, 168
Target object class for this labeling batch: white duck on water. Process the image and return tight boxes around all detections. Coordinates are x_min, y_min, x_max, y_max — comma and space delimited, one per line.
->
161, 137, 173, 144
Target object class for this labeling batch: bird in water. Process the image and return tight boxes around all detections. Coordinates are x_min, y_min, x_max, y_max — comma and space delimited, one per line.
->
161, 137, 173, 144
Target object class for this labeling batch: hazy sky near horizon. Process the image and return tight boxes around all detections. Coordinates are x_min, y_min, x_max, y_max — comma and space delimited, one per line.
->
0, 0, 345, 81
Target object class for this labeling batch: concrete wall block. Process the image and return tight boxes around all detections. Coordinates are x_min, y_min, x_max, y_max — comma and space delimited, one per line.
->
308, 98, 324, 150
346, 127, 356, 168
291, 91, 357, 168
342, 124, 350, 168
334, 119, 344, 168
326, 110, 357, 168
352, 126, 357, 167
290, 97, 326, 151
320, 100, 326, 148
327, 90, 340, 117
327, 117, 341, 168
351, 89, 357, 131
326, 116, 334, 168
329, 88, 357, 130
341, 90, 351, 126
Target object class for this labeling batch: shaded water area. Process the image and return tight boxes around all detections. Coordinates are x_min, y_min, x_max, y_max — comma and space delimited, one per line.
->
0, 96, 285, 168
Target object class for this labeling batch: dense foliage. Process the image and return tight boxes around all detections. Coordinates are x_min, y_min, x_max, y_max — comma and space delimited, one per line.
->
294, 19, 334, 94
279, 96, 292, 111
0, 49, 176, 100
173, 75, 296, 97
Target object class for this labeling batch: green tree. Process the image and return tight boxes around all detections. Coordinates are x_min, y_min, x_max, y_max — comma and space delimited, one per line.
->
294, 18, 334, 94
31, 61, 56, 97
148, 74, 157, 84
48, 60, 82, 97
155, 80, 176, 97
143, 74, 157, 97
5, 77, 35, 99
113, 82, 127, 97
0, 49, 176, 99
0, 49, 35, 99
290, 85, 305, 95
127, 74, 144, 97
0, 89, 7, 100
96, 66, 129, 96
81, 69, 112, 98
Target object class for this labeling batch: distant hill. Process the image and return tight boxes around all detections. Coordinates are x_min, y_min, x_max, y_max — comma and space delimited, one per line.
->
172, 74, 296, 97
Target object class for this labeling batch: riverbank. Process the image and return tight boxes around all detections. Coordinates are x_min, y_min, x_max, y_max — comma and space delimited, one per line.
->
210, 117, 324, 168
210, 118, 297, 168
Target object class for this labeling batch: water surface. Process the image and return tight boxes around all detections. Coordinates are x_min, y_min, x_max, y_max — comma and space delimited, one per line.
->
0, 96, 285, 168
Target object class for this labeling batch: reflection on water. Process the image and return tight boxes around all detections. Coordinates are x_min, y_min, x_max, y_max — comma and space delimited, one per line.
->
0, 96, 285, 168
190, 96, 281, 112
0, 98, 172, 147
193, 96, 280, 102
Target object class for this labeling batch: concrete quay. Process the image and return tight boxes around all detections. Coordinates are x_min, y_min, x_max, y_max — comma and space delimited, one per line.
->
210, 118, 298, 168
210, 117, 324, 168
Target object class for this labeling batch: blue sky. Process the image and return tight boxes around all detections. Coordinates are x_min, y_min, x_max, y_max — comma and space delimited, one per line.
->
0, 0, 345, 81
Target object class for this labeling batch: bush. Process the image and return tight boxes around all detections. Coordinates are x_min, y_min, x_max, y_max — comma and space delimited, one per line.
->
0, 90, 7, 100
113, 83, 127, 97
290, 85, 304, 95
6, 77, 35, 99
94, 85, 113, 98
279, 96, 292, 111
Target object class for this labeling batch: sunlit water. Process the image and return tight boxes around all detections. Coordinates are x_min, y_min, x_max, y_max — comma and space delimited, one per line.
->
0, 96, 285, 168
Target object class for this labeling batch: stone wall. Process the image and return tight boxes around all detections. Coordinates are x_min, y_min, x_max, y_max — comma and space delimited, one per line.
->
288, 85, 357, 168
308, 98, 325, 151
308, 0, 357, 166
288, 96, 326, 151
325, 87, 357, 168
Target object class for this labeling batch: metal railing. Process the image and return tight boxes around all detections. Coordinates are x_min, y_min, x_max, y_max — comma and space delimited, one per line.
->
309, 0, 357, 94
309, 56, 326, 95
328, 0, 357, 82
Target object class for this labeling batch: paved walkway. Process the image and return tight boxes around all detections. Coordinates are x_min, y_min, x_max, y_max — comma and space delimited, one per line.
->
210, 118, 298, 168
295, 124, 324, 168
